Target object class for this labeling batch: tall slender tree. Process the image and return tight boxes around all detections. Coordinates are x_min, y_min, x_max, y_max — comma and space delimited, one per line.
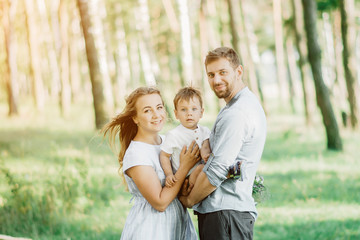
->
68, 2, 83, 103
137, 0, 159, 86
302, 0, 342, 150
339, 0, 359, 129
226, 0, 240, 57
176, 0, 194, 86
198, 0, 218, 115
273, 0, 289, 104
49, 0, 62, 99
285, 37, 297, 113
113, 4, 131, 107
3, 0, 19, 116
226, 0, 260, 99
321, 12, 336, 88
238, 0, 261, 99
240, 0, 265, 107
59, 0, 71, 117
333, 10, 347, 113
77, 0, 113, 129
37, 0, 61, 101
24, 0, 45, 112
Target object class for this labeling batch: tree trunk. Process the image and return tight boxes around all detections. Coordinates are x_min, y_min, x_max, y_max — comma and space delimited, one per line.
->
333, 10, 348, 119
137, 0, 160, 86
240, 0, 266, 109
205, 0, 221, 50
77, 0, 113, 129
339, 0, 359, 129
226, 0, 241, 59
273, 0, 289, 104
113, 4, 131, 108
129, 38, 141, 88
49, 0, 61, 99
138, 37, 157, 86
68, 0, 84, 103
238, 0, 261, 99
24, 0, 45, 112
59, 0, 71, 117
161, 0, 180, 33
198, 0, 218, 115
176, 0, 194, 86
285, 37, 297, 114
302, 0, 342, 150
3, 0, 19, 116
36, 0, 61, 101
226, 0, 260, 99
68, 14, 82, 103
322, 12, 336, 88
291, 0, 312, 125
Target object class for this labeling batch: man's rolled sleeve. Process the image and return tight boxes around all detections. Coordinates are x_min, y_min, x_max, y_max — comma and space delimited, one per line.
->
203, 109, 248, 187
203, 154, 229, 187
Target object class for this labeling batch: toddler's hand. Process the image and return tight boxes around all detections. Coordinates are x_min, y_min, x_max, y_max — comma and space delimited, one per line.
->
165, 174, 177, 187
201, 151, 210, 162
201, 140, 211, 163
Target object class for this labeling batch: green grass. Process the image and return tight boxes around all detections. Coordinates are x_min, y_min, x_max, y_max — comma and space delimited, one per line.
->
0, 101, 359, 239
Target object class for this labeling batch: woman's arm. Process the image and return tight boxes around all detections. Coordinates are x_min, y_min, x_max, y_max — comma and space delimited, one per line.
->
126, 141, 200, 212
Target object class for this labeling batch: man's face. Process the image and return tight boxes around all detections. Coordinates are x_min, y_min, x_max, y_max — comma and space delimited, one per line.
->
206, 58, 242, 103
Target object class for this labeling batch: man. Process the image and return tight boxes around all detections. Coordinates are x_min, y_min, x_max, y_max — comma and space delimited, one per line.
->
179, 47, 267, 240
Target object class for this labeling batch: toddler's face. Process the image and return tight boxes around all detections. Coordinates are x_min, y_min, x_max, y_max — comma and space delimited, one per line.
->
174, 97, 204, 130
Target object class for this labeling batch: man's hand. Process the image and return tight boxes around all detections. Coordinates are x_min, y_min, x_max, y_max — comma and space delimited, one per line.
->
179, 195, 192, 208
179, 178, 194, 196
178, 179, 194, 208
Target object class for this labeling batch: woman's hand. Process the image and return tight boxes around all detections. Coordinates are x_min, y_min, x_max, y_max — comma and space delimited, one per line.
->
179, 140, 201, 171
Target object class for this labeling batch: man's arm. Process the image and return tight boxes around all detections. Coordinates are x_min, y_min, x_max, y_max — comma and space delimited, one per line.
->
180, 111, 248, 207
179, 171, 216, 208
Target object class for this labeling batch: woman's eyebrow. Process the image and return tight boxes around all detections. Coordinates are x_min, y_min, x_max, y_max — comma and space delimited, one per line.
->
142, 106, 151, 111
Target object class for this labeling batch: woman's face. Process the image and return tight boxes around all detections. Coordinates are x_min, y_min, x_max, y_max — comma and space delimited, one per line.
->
133, 94, 166, 134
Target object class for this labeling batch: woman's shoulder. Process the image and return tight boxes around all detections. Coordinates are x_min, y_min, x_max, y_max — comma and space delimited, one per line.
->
123, 141, 157, 171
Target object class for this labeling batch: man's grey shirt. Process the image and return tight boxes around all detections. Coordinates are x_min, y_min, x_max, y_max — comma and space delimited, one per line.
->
193, 87, 267, 220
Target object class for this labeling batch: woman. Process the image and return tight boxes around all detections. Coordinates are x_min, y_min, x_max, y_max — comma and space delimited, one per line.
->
102, 87, 199, 240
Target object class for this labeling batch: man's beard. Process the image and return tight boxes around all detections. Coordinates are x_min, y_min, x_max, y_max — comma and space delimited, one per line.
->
214, 86, 231, 99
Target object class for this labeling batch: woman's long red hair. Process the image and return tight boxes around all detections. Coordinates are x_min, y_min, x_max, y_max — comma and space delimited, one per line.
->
101, 87, 162, 182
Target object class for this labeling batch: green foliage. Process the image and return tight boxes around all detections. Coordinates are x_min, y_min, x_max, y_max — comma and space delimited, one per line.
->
254, 112, 360, 239
317, 0, 339, 12
0, 102, 126, 239
252, 174, 269, 204
0, 101, 359, 239
0, 161, 57, 235
0, 151, 120, 238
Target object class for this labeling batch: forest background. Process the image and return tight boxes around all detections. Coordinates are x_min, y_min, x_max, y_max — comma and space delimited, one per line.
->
0, 0, 360, 239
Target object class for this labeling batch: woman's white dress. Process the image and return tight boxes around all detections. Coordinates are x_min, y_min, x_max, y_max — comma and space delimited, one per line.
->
120, 139, 198, 240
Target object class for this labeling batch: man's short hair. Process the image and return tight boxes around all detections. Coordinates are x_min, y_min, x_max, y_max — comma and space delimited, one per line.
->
205, 47, 240, 69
